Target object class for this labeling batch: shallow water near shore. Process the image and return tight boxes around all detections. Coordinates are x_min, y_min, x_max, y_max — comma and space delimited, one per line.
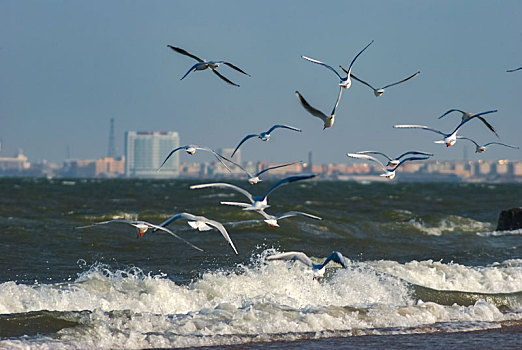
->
0, 178, 521, 348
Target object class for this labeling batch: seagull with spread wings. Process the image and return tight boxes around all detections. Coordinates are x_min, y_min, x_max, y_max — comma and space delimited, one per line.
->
295, 90, 342, 129
231, 124, 302, 157
158, 144, 232, 172
457, 136, 519, 153
340, 69, 420, 97
347, 153, 429, 180
438, 109, 499, 138
266, 251, 348, 280
356, 150, 433, 167
167, 45, 250, 87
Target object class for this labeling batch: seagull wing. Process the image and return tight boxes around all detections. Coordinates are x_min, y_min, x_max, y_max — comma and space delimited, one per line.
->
331, 86, 343, 116
477, 116, 499, 138
180, 63, 201, 80
346, 40, 374, 74
158, 146, 187, 170
381, 71, 420, 89
506, 66, 522, 72
231, 134, 259, 157
255, 161, 302, 177
395, 151, 434, 160
220, 201, 252, 208
201, 218, 238, 255
301, 55, 343, 80
267, 124, 302, 134
346, 153, 386, 171
223, 62, 250, 76
158, 213, 187, 228
262, 174, 317, 201
76, 219, 133, 229
456, 136, 480, 147
266, 251, 314, 268
295, 91, 328, 122
392, 156, 430, 171
196, 146, 233, 172
190, 182, 254, 203
147, 222, 204, 252
437, 109, 466, 119
211, 69, 240, 86
348, 72, 377, 90
167, 45, 204, 62
276, 211, 323, 221
321, 252, 348, 269
356, 150, 392, 162
483, 142, 519, 149
393, 124, 447, 137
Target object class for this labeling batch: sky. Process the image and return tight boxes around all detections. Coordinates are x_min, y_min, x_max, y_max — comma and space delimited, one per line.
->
1, 0, 521, 166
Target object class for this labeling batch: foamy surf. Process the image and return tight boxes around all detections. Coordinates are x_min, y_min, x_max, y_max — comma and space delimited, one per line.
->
1, 251, 520, 349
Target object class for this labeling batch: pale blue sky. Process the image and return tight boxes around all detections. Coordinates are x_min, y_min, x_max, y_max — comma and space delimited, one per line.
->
1, 0, 521, 165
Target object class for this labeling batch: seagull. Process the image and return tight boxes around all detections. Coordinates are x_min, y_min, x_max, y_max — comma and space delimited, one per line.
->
457, 136, 519, 153
156, 213, 238, 255
231, 124, 302, 157
438, 109, 499, 138
506, 66, 522, 72
301, 40, 373, 89
266, 251, 348, 280
295, 89, 342, 129
190, 174, 317, 211
255, 210, 323, 227
356, 150, 433, 167
347, 153, 429, 180
167, 45, 250, 87
76, 219, 203, 252
158, 145, 232, 172
228, 160, 303, 184
339, 69, 420, 97
394, 109, 498, 147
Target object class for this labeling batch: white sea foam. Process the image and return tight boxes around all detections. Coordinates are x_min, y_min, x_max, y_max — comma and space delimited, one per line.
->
477, 229, 522, 237
406, 215, 492, 236
0, 253, 520, 349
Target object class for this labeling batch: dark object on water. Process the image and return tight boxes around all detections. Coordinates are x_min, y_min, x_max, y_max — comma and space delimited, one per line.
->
496, 207, 522, 231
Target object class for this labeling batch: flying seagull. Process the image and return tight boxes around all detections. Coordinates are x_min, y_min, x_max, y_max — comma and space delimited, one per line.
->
167, 45, 250, 87
457, 136, 519, 153
231, 124, 302, 157
340, 68, 420, 97
76, 219, 203, 252
295, 89, 342, 129
347, 153, 429, 180
506, 66, 522, 72
157, 213, 238, 255
301, 40, 373, 89
393, 109, 498, 147
228, 160, 303, 184
266, 251, 348, 280
190, 174, 317, 211
356, 150, 433, 167
438, 109, 499, 138
158, 145, 232, 172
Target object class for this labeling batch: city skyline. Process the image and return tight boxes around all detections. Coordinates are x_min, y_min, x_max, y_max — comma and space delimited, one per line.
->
2, 1, 521, 165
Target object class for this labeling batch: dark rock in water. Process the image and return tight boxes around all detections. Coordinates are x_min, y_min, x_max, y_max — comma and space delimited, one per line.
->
497, 207, 522, 231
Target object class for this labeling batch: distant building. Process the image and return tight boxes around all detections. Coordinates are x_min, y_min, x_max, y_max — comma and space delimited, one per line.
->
0, 149, 30, 172
125, 131, 179, 178
95, 156, 125, 177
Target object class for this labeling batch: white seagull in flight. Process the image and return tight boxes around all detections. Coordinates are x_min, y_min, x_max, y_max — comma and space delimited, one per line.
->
393, 109, 498, 147
231, 124, 302, 157
266, 251, 348, 280
438, 109, 499, 138
340, 69, 420, 97
301, 40, 373, 89
229, 160, 303, 185
167, 45, 250, 87
356, 150, 433, 167
347, 153, 429, 180
77, 219, 203, 251
190, 174, 317, 211
157, 213, 238, 255
295, 89, 342, 129
158, 145, 232, 172
255, 210, 323, 227
457, 136, 519, 153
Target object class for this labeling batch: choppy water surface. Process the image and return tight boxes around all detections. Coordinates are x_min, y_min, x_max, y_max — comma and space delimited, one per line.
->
0, 178, 521, 349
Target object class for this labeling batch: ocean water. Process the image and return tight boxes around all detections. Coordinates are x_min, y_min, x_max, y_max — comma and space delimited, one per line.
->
0, 178, 521, 349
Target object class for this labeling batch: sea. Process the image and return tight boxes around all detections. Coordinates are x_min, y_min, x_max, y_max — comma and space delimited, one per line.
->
0, 177, 521, 349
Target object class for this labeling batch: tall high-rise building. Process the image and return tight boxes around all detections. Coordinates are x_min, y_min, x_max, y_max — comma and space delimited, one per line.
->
107, 118, 116, 158
124, 131, 180, 178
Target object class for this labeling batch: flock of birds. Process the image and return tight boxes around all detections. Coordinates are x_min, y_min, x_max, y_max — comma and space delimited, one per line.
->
78, 42, 521, 278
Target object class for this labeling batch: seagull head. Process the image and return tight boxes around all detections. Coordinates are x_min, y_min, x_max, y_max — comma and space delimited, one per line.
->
374, 89, 385, 97
248, 176, 261, 185
259, 133, 270, 141
340, 80, 351, 89
477, 146, 486, 153
135, 224, 149, 238
380, 171, 396, 180
387, 160, 400, 167
185, 146, 196, 155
